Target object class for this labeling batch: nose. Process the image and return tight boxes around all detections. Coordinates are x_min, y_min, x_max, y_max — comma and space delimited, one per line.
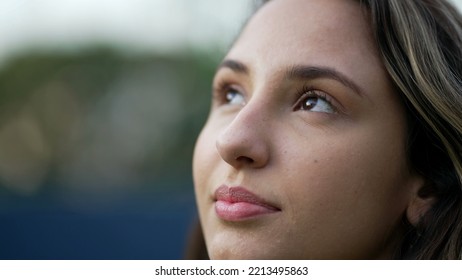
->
216, 104, 270, 169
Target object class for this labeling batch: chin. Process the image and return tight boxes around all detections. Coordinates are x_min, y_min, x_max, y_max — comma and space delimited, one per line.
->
206, 236, 293, 260
208, 248, 272, 260
207, 242, 255, 260
206, 236, 269, 259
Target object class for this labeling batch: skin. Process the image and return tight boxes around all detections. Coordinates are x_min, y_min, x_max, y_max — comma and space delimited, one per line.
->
193, 0, 425, 259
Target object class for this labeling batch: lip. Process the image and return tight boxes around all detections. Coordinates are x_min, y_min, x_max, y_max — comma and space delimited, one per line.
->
214, 185, 281, 221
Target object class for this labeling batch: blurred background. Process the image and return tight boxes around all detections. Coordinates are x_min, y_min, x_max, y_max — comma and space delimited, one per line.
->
0, 0, 253, 259
1, 0, 461, 260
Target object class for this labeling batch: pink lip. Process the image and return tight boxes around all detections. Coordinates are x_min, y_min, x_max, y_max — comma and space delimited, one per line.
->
214, 185, 280, 221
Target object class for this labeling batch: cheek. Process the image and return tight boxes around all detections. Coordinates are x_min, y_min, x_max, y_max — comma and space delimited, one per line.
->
283, 109, 410, 202
277, 125, 411, 257
287, 137, 408, 208
192, 122, 223, 210
193, 125, 214, 191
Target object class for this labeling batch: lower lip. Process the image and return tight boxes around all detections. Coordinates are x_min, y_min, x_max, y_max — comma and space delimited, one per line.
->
215, 200, 279, 221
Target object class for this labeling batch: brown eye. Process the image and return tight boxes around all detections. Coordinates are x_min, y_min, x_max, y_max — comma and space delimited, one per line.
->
302, 96, 319, 110
296, 91, 336, 114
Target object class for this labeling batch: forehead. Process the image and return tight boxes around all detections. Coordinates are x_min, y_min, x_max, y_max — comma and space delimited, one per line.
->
226, 0, 384, 88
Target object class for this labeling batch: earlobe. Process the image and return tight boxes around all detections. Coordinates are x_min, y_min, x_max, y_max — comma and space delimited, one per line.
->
406, 177, 436, 227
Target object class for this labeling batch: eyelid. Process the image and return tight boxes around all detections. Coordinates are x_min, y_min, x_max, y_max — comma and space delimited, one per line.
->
293, 87, 344, 114
212, 80, 246, 106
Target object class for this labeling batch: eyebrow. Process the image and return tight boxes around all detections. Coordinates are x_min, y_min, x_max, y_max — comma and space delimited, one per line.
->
218, 59, 364, 97
218, 59, 249, 74
287, 65, 364, 97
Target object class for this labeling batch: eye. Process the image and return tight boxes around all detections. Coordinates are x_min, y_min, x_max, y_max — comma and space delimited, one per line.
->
225, 88, 245, 106
294, 90, 336, 114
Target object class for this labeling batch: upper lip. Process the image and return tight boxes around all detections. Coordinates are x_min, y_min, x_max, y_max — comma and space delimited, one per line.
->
214, 185, 281, 211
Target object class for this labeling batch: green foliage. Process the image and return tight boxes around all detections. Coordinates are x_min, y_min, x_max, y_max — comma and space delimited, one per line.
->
0, 47, 222, 194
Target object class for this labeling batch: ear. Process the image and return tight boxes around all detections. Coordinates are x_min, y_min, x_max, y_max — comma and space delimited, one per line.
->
406, 175, 436, 227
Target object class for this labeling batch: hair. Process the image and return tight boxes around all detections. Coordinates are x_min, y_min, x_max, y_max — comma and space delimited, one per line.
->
186, 0, 462, 259
359, 0, 462, 259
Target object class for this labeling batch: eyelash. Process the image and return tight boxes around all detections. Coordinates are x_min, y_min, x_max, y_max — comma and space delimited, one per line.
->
293, 85, 338, 113
214, 81, 339, 113
213, 81, 244, 105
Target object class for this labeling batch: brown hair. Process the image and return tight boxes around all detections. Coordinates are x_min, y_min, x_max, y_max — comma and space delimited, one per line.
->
359, 0, 462, 259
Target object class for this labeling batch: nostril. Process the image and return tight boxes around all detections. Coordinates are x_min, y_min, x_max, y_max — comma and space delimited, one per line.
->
236, 156, 254, 164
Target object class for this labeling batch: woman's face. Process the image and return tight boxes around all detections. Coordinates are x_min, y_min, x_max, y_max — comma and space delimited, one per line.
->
193, 0, 423, 259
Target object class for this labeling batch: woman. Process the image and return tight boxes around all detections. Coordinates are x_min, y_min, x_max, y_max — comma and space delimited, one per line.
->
191, 0, 462, 259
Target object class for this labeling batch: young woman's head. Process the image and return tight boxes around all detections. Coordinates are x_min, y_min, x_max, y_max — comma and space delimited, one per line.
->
192, 0, 462, 259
